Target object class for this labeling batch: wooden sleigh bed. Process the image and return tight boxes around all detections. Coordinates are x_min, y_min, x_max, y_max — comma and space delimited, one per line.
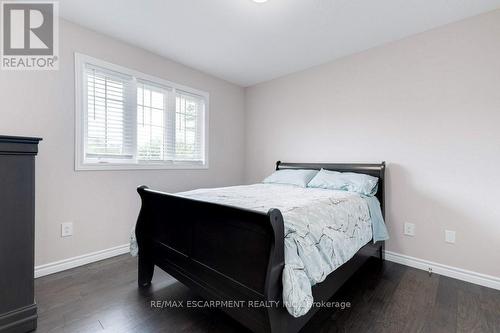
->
135, 161, 386, 333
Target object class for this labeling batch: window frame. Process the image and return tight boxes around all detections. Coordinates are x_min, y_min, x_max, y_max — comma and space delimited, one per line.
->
74, 53, 209, 171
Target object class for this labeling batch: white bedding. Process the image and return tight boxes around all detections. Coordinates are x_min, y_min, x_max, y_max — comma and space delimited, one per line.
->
175, 184, 373, 317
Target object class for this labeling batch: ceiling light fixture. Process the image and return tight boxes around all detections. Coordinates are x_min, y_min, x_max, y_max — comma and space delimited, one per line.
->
252, 0, 268, 3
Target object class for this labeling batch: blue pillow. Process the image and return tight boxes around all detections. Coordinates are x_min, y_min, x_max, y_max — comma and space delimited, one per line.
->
307, 169, 379, 196
263, 169, 318, 188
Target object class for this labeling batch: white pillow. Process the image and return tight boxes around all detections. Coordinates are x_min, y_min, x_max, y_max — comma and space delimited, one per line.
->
263, 169, 318, 188
307, 169, 379, 196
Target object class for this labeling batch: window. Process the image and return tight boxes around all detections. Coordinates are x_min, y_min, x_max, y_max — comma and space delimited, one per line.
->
75, 53, 208, 170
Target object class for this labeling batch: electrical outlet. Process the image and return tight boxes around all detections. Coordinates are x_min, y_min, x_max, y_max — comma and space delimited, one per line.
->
445, 230, 456, 244
61, 222, 73, 237
404, 222, 415, 236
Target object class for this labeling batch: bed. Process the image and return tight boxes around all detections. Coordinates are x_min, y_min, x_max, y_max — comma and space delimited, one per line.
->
134, 161, 386, 333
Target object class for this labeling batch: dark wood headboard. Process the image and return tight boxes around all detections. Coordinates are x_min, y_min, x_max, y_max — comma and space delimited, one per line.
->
276, 161, 386, 217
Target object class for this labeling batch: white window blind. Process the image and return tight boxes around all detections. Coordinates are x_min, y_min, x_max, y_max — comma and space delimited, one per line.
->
85, 65, 136, 162
174, 91, 205, 161
76, 54, 208, 170
137, 82, 170, 161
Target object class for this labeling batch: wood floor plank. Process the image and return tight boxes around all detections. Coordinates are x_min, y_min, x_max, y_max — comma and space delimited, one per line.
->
314, 261, 408, 333
479, 284, 500, 333
421, 275, 460, 333
457, 283, 488, 333
34, 255, 500, 333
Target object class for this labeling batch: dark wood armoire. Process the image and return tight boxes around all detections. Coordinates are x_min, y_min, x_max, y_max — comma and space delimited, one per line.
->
0, 136, 42, 333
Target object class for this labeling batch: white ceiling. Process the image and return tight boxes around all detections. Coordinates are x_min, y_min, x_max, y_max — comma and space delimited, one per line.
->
59, 0, 500, 87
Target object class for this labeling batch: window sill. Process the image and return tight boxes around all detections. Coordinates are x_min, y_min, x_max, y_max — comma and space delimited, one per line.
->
75, 162, 209, 171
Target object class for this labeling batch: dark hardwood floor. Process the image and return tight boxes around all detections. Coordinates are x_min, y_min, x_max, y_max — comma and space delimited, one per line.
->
34, 255, 500, 333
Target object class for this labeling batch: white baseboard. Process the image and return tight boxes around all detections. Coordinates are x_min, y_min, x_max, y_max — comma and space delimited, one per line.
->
385, 250, 500, 291
34, 245, 500, 291
35, 244, 130, 278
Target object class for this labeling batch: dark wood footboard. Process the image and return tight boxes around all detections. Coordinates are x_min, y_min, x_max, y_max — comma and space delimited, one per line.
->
136, 186, 285, 332
135, 162, 386, 333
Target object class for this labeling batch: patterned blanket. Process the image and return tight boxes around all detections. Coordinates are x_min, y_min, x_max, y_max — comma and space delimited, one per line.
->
131, 184, 383, 317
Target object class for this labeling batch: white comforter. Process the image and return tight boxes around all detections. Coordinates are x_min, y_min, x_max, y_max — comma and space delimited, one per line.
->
175, 184, 373, 317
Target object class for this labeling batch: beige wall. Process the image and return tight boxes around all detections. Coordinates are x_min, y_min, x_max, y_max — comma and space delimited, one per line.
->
245, 10, 500, 278
0, 20, 246, 266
